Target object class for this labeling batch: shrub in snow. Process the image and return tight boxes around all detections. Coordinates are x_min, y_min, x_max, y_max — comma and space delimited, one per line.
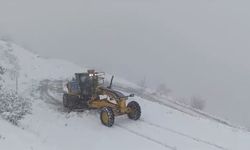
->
0, 90, 31, 125
190, 96, 206, 110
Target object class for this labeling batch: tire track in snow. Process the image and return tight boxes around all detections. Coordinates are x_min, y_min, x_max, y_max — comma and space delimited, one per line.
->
139, 120, 228, 150
116, 124, 177, 150
38, 80, 66, 112
39, 80, 177, 150
39, 80, 61, 105
112, 85, 230, 150
114, 85, 241, 130
39, 80, 228, 150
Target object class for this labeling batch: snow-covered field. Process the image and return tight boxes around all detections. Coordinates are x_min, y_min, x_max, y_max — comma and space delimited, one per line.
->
0, 40, 250, 150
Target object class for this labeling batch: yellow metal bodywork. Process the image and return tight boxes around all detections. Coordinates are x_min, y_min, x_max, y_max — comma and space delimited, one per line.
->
88, 98, 130, 116
86, 86, 131, 116
66, 70, 132, 116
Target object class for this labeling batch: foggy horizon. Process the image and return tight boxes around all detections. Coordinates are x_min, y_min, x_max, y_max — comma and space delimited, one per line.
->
1, 0, 250, 129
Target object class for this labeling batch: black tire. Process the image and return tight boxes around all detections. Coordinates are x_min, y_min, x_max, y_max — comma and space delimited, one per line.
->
63, 93, 68, 108
100, 107, 115, 127
127, 101, 141, 120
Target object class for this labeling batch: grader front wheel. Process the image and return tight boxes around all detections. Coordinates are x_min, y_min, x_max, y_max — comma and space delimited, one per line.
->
127, 101, 141, 120
100, 107, 115, 127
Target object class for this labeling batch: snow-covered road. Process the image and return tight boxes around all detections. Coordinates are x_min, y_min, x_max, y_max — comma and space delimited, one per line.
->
16, 79, 248, 150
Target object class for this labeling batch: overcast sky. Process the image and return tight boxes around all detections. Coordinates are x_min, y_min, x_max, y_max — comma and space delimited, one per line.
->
1, 0, 250, 128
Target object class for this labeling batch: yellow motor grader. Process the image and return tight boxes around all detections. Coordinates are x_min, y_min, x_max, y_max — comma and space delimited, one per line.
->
63, 70, 141, 127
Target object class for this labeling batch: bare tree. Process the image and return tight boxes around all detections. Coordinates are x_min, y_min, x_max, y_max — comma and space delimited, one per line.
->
190, 96, 206, 110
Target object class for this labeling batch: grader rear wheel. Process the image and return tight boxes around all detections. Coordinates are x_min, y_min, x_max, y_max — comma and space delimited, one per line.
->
127, 101, 141, 120
100, 107, 114, 127
63, 94, 77, 110
63, 94, 69, 108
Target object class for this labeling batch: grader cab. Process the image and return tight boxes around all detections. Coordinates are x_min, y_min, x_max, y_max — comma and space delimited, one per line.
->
63, 70, 141, 127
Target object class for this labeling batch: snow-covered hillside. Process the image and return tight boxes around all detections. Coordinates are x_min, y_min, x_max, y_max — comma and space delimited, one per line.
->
0, 40, 250, 150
